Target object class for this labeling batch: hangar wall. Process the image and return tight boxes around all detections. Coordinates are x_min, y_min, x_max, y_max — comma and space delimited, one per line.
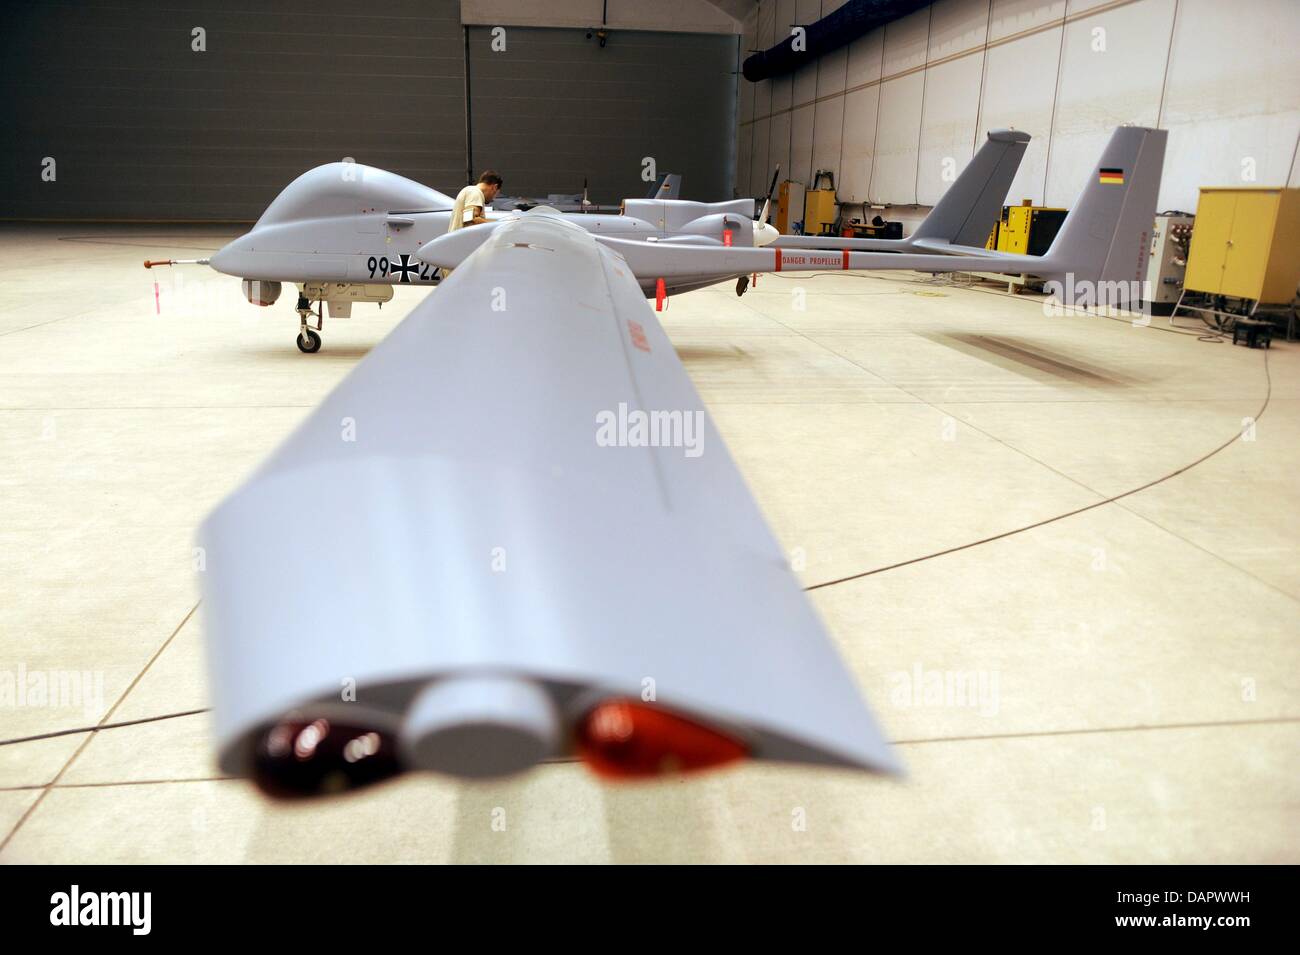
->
467, 26, 738, 204
0, 0, 468, 221
0, 0, 736, 220
737, 0, 1300, 215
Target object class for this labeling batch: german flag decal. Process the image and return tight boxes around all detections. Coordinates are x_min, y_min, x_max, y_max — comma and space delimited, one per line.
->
1099, 167, 1125, 185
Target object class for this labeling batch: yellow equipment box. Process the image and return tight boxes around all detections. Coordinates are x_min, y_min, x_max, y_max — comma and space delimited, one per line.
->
996, 201, 1067, 256
776, 180, 803, 235
803, 189, 838, 237
1184, 187, 1300, 303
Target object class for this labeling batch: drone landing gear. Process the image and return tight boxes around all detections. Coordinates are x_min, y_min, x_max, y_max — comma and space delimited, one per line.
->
296, 293, 323, 353
297, 328, 322, 353
736, 274, 750, 297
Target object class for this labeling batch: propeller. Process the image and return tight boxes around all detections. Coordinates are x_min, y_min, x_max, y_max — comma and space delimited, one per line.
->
754, 165, 781, 246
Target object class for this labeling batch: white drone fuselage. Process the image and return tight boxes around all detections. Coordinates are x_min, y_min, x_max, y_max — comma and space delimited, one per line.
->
208, 163, 775, 308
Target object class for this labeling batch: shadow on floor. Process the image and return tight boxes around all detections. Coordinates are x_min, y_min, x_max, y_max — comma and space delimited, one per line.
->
675, 344, 751, 363
240, 345, 377, 362
923, 332, 1146, 388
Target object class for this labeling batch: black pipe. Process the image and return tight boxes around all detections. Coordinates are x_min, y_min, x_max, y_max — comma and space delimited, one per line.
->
743, 0, 932, 83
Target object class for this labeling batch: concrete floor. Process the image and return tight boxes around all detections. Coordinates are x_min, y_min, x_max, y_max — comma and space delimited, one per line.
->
1, 224, 1296, 863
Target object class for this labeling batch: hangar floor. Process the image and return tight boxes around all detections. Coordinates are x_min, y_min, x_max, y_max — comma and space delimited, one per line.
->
1, 225, 1297, 863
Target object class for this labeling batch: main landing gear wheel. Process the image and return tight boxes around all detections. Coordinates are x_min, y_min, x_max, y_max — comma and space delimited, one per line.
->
296, 292, 324, 353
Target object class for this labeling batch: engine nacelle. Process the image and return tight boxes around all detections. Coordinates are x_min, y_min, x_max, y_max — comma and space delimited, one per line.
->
241, 279, 282, 306
675, 213, 756, 246
622, 198, 755, 234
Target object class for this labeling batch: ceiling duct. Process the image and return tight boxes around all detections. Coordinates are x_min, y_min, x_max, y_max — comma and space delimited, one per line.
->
742, 0, 932, 82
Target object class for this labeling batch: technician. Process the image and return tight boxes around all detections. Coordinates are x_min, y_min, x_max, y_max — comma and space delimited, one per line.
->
448, 171, 504, 232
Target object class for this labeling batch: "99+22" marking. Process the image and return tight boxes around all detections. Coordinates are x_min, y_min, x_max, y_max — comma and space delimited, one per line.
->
367, 253, 436, 283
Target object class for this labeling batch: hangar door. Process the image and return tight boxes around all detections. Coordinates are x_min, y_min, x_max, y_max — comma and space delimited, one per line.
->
0, 0, 468, 220
465, 26, 737, 204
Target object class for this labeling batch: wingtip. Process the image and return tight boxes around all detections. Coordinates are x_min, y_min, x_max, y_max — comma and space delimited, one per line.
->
987, 128, 1032, 144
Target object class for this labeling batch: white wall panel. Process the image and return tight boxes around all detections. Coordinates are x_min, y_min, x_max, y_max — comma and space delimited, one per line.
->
988, 0, 1065, 41
929, 0, 990, 61
790, 104, 816, 183
882, 7, 931, 76
749, 117, 771, 195
819, 0, 851, 96
977, 24, 1061, 204
739, 10, 758, 125
1046, 0, 1172, 207
739, 72, 756, 125
792, 0, 822, 104
769, 109, 793, 184
793, 61, 819, 107
812, 95, 846, 179
769, 0, 795, 116
736, 121, 753, 197
752, 0, 774, 124
1065, 0, 1118, 13
771, 74, 794, 114
758, 0, 777, 47
916, 53, 984, 205
816, 40, 849, 97
871, 72, 926, 201
1159, 0, 1300, 209
753, 78, 773, 124
845, 27, 884, 90
840, 85, 880, 201
775, 0, 799, 64
796, 0, 822, 25
734, 0, 1299, 220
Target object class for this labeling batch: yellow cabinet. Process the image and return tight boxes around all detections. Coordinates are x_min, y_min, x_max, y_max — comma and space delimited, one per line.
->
803, 189, 837, 237
996, 203, 1067, 256
1185, 187, 1300, 303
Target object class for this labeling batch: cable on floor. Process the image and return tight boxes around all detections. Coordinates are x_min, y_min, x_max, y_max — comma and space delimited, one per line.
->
0, 708, 211, 747
804, 347, 1272, 592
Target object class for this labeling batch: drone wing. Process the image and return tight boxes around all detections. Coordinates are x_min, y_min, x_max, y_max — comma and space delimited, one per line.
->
200, 210, 899, 792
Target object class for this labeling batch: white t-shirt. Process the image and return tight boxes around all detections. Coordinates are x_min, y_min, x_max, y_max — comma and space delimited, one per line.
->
448, 184, 487, 232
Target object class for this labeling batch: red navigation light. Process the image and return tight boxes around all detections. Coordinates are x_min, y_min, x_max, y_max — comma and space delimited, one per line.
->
251, 718, 403, 799
575, 700, 747, 779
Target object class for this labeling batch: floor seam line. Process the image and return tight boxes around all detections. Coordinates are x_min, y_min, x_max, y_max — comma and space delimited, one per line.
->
0, 599, 201, 855
893, 715, 1300, 746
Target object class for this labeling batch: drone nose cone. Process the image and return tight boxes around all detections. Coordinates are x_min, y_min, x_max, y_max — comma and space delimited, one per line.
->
754, 221, 780, 247
401, 676, 560, 779
208, 241, 237, 275
208, 234, 253, 276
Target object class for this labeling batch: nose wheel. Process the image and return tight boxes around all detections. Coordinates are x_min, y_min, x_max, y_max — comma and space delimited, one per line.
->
296, 293, 324, 354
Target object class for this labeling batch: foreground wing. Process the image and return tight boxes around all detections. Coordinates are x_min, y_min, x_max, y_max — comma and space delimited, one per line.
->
200, 211, 898, 790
